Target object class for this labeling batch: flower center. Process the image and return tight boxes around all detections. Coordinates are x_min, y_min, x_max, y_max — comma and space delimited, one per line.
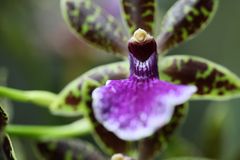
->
128, 28, 159, 79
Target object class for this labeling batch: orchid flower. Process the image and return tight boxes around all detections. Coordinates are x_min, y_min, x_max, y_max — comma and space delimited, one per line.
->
1, 0, 240, 159
91, 28, 196, 141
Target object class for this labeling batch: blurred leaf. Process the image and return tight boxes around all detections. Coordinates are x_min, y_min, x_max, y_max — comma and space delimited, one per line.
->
201, 102, 229, 159
51, 62, 128, 116
161, 137, 200, 158
37, 139, 105, 160
122, 0, 156, 35
159, 55, 240, 100
215, 100, 240, 160
157, 0, 218, 53
61, 0, 129, 57
0, 2, 53, 88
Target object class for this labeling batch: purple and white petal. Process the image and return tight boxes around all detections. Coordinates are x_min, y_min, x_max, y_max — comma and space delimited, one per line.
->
92, 78, 197, 141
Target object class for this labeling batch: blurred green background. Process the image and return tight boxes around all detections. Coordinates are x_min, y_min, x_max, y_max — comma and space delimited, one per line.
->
0, 0, 240, 159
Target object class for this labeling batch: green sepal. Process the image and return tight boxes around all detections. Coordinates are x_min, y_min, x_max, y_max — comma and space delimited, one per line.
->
51, 62, 132, 154
61, 0, 129, 57
157, 0, 219, 54
36, 139, 106, 160
138, 104, 188, 160
159, 55, 240, 100
50, 61, 129, 116
122, 0, 156, 35
50, 62, 131, 154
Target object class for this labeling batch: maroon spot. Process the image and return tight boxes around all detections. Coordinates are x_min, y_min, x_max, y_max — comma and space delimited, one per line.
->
65, 92, 81, 106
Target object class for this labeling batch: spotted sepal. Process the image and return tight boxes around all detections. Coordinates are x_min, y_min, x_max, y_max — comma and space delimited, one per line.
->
61, 0, 129, 57
50, 62, 129, 116
157, 0, 219, 53
122, 0, 156, 35
159, 55, 240, 100
138, 104, 188, 160
60, 62, 131, 154
37, 139, 106, 160
65, 62, 131, 154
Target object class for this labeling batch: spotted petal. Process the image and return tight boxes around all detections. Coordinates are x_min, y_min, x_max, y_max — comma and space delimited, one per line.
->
159, 55, 240, 100
61, 0, 129, 57
92, 78, 196, 141
157, 0, 218, 53
122, 0, 156, 35
50, 62, 129, 116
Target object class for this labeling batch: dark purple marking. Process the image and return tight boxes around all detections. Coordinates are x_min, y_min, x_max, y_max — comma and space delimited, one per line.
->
65, 92, 81, 106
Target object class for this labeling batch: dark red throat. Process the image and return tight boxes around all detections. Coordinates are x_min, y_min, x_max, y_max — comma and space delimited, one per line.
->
128, 39, 157, 62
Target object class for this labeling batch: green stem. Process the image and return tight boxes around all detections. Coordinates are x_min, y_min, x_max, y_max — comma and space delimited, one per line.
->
0, 86, 57, 107
6, 119, 92, 139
